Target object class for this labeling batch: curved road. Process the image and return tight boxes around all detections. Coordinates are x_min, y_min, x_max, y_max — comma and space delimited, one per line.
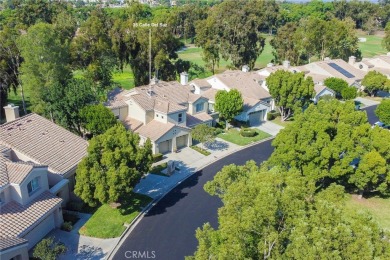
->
112, 106, 378, 260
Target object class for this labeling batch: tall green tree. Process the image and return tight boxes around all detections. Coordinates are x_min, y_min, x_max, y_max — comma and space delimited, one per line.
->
215, 89, 243, 129
191, 124, 215, 149
75, 124, 153, 207
383, 22, 390, 51
17, 22, 71, 113
266, 70, 315, 121
42, 78, 96, 136
324, 77, 349, 98
362, 70, 389, 96
189, 161, 390, 259
70, 8, 115, 92
33, 237, 67, 260
375, 99, 390, 125
80, 104, 118, 136
268, 99, 390, 197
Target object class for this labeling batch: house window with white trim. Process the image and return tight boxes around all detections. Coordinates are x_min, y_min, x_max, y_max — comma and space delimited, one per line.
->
178, 113, 183, 123
196, 103, 204, 112
27, 177, 40, 196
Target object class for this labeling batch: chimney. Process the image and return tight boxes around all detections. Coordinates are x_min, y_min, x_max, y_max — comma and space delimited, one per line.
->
348, 56, 356, 65
266, 63, 274, 67
3, 104, 20, 122
283, 60, 290, 69
242, 65, 250, 72
180, 72, 188, 85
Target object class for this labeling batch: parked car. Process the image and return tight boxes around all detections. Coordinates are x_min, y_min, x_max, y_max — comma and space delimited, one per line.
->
372, 121, 390, 129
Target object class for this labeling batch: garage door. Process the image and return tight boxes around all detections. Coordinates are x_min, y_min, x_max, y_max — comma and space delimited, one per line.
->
158, 140, 171, 154
248, 110, 264, 126
176, 135, 188, 148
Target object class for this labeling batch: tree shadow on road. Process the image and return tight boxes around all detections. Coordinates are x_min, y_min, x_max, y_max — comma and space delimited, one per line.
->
145, 170, 203, 216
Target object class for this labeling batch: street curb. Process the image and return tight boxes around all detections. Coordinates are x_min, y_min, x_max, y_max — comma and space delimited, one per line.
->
106, 136, 275, 259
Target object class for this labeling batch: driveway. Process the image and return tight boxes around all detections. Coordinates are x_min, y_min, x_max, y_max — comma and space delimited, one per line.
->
45, 229, 118, 260
355, 97, 381, 107
254, 121, 284, 136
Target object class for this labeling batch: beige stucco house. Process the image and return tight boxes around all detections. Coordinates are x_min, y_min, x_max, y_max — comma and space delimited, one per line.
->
106, 75, 213, 154
0, 106, 88, 259
350, 53, 390, 79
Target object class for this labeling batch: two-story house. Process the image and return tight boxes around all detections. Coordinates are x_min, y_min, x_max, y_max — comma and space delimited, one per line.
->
0, 106, 88, 203
0, 145, 63, 260
105, 76, 213, 154
190, 69, 275, 126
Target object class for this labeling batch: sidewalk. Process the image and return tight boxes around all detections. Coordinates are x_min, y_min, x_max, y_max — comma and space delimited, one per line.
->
134, 137, 255, 199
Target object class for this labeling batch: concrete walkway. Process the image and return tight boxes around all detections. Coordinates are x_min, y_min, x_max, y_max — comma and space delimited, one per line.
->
46, 229, 119, 260
355, 97, 381, 107
254, 121, 285, 136
134, 138, 241, 199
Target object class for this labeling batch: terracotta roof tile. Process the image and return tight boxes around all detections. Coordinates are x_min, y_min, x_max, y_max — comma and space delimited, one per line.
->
0, 114, 88, 175
122, 117, 143, 131
0, 191, 62, 238
135, 120, 175, 141
186, 113, 213, 127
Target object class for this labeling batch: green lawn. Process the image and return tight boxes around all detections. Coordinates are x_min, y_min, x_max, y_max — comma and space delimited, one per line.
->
190, 145, 211, 156
112, 65, 135, 90
218, 128, 271, 146
270, 116, 293, 127
356, 32, 387, 58
344, 194, 390, 232
79, 192, 153, 238
177, 35, 274, 73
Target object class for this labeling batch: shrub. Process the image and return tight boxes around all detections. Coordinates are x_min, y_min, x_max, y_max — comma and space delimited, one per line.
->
153, 153, 163, 163
240, 128, 257, 137
61, 221, 73, 232
267, 113, 275, 121
33, 237, 67, 260
341, 87, 357, 100
214, 127, 224, 135
216, 121, 226, 129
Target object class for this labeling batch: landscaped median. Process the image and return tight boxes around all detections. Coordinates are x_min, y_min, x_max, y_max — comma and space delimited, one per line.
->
78, 192, 152, 238
217, 128, 271, 146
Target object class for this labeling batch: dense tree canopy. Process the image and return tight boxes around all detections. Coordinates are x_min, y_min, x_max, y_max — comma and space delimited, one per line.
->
215, 89, 243, 129
75, 124, 153, 207
189, 161, 390, 260
268, 99, 390, 197
80, 104, 118, 136
266, 70, 314, 121
17, 22, 71, 113
362, 70, 389, 97
375, 99, 390, 125
383, 22, 390, 51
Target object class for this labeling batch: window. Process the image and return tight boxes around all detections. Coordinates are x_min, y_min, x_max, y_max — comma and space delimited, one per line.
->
27, 177, 40, 196
196, 103, 204, 112
208, 103, 215, 113
178, 113, 183, 123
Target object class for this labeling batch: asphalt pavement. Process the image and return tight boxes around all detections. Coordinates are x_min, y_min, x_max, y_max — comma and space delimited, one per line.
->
111, 106, 379, 260
112, 140, 274, 260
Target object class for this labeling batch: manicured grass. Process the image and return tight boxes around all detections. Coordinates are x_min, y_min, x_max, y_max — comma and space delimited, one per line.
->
270, 116, 293, 127
6, 87, 31, 117
218, 128, 271, 146
112, 65, 135, 89
79, 192, 152, 238
190, 145, 210, 156
356, 32, 387, 58
177, 35, 274, 73
344, 194, 390, 232
150, 162, 168, 177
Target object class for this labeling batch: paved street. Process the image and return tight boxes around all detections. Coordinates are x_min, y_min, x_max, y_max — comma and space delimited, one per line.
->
110, 106, 379, 260
111, 140, 274, 260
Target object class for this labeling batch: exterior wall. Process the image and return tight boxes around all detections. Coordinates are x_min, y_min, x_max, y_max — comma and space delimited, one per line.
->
145, 111, 154, 124
23, 211, 57, 249
167, 111, 186, 126
0, 186, 12, 204
190, 99, 209, 115
127, 100, 147, 124
111, 106, 128, 121
154, 112, 168, 124
0, 244, 29, 260
9, 168, 49, 206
